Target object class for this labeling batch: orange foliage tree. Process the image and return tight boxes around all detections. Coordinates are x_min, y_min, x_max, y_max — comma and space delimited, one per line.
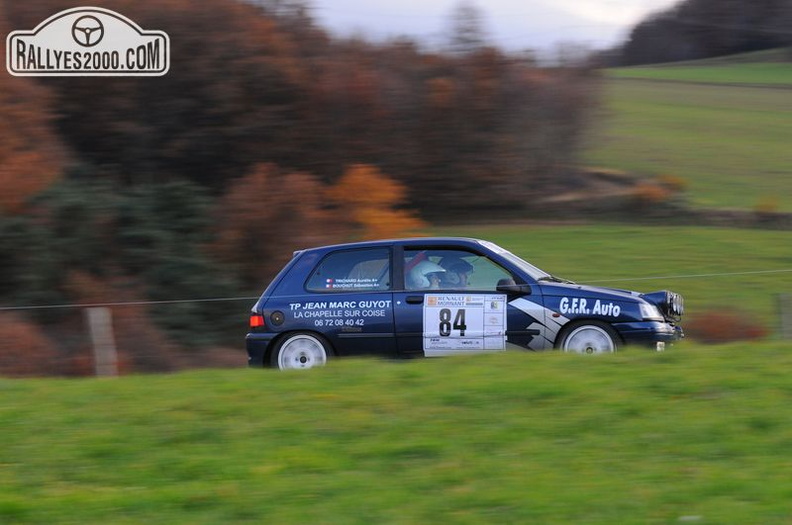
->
0, 14, 65, 214
326, 164, 426, 240
4, 0, 598, 221
212, 163, 335, 287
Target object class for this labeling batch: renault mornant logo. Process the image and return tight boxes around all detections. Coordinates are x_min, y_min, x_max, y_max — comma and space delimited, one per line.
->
6, 6, 169, 76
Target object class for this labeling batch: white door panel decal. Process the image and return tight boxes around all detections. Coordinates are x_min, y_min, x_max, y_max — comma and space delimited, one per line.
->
422, 294, 507, 356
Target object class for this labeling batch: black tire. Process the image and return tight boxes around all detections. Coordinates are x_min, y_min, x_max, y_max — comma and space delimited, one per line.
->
270, 332, 331, 370
557, 321, 620, 354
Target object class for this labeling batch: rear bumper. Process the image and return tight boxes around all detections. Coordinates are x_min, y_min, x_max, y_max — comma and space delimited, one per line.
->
615, 321, 684, 348
246, 333, 276, 367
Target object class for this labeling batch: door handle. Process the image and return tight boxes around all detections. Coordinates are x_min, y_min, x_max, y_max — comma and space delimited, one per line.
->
405, 296, 424, 304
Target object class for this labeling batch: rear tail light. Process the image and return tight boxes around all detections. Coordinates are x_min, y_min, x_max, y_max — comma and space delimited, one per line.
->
249, 314, 265, 329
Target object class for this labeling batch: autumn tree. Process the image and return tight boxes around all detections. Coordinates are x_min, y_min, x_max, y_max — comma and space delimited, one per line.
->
326, 164, 426, 240
6, 0, 311, 190
212, 163, 335, 287
0, 12, 65, 214
619, 0, 792, 65
5, 0, 599, 219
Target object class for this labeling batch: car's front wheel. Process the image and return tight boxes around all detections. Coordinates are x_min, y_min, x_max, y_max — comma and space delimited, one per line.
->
558, 322, 619, 354
271, 332, 330, 370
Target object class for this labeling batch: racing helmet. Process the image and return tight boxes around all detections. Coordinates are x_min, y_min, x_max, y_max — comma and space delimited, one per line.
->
409, 260, 446, 289
439, 256, 474, 287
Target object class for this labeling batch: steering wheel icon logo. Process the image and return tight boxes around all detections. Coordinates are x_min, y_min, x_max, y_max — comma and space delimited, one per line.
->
71, 15, 104, 47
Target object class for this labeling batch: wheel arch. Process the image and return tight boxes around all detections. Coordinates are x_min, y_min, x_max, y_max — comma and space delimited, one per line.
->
554, 319, 624, 350
265, 330, 337, 368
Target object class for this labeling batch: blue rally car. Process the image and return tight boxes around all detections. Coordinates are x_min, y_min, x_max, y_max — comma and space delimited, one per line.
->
247, 238, 684, 369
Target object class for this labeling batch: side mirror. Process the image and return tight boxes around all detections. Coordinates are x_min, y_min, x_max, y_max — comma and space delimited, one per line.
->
496, 283, 532, 295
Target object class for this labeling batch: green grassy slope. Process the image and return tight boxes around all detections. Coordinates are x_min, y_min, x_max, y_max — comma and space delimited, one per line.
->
2, 345, 791, 524
607, 48, 792, 85
606, 63, 792, 85
586, 49, 792, 212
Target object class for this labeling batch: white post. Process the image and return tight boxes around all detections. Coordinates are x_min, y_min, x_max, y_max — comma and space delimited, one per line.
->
85, 307, 119, 377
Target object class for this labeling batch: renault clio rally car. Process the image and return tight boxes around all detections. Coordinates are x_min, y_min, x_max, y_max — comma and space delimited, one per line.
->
247, 238, 684, 370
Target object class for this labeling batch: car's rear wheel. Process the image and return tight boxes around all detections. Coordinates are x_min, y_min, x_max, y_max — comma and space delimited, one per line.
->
558, 322, 619, 354
271, 332, 330, 370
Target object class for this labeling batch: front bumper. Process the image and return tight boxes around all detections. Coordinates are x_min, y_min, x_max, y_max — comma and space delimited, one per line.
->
615, 321, 684, 349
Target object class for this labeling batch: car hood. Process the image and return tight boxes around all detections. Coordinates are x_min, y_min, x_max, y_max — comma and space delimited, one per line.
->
537, 281, 684, 321
537, 281, 642, 302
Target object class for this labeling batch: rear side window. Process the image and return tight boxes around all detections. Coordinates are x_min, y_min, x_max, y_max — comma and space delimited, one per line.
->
306, 248, 391, 292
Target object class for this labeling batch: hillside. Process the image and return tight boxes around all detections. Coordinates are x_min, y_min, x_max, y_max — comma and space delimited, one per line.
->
636, 47, 792, 66
584, 49, 792, 213
607, 47, 792, 85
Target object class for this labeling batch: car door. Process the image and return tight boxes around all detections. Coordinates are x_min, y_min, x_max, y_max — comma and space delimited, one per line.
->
503, 290, 554, 350
393, 247, 516, 357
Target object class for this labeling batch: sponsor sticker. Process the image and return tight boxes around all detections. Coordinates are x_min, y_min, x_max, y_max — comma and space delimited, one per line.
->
288, 299, 392, 328
559, 297, 622, 317
423, 294, 507, 354
7, 6, 170, 76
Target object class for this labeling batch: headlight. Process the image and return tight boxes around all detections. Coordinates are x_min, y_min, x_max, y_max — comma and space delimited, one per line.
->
640, 290, 685, 320
639, 302, 664, 321
668, 292, 684, 316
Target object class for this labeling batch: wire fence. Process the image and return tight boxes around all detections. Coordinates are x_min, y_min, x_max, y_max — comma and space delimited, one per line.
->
1, 268, 791, 312
1, 267, 790, 377
0, 296, 260, 312
586, 268, 792, 284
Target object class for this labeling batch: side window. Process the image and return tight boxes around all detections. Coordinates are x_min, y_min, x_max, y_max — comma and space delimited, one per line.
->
404, 249, 514, 291
306, 248, 391, 292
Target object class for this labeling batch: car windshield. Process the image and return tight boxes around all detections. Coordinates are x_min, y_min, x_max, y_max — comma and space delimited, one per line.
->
477, 240, 552, 281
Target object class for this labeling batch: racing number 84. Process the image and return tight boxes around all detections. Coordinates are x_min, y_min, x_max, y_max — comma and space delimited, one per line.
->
439, 308, 467, 337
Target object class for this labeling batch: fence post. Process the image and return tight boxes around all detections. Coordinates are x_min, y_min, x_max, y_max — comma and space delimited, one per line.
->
85, 307, 118, 377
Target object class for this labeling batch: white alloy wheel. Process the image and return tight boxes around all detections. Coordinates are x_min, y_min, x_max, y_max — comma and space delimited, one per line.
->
273, 333, 329, 370
560, 324, 618, 354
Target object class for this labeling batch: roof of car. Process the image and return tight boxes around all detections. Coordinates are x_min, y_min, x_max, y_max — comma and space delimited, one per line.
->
295, 237, 488, 255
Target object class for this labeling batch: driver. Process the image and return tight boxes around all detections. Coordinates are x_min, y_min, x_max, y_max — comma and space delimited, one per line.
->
407, 261, 446, 290
439, 256, 474, 288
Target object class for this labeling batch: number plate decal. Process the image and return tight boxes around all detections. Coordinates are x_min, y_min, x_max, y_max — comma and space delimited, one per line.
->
423, 294, 507, 354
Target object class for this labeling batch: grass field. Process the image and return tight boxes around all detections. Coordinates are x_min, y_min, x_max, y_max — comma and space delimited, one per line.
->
607, 64, 792, 86
586, 50, 792, 212
2, 344, 791, 524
